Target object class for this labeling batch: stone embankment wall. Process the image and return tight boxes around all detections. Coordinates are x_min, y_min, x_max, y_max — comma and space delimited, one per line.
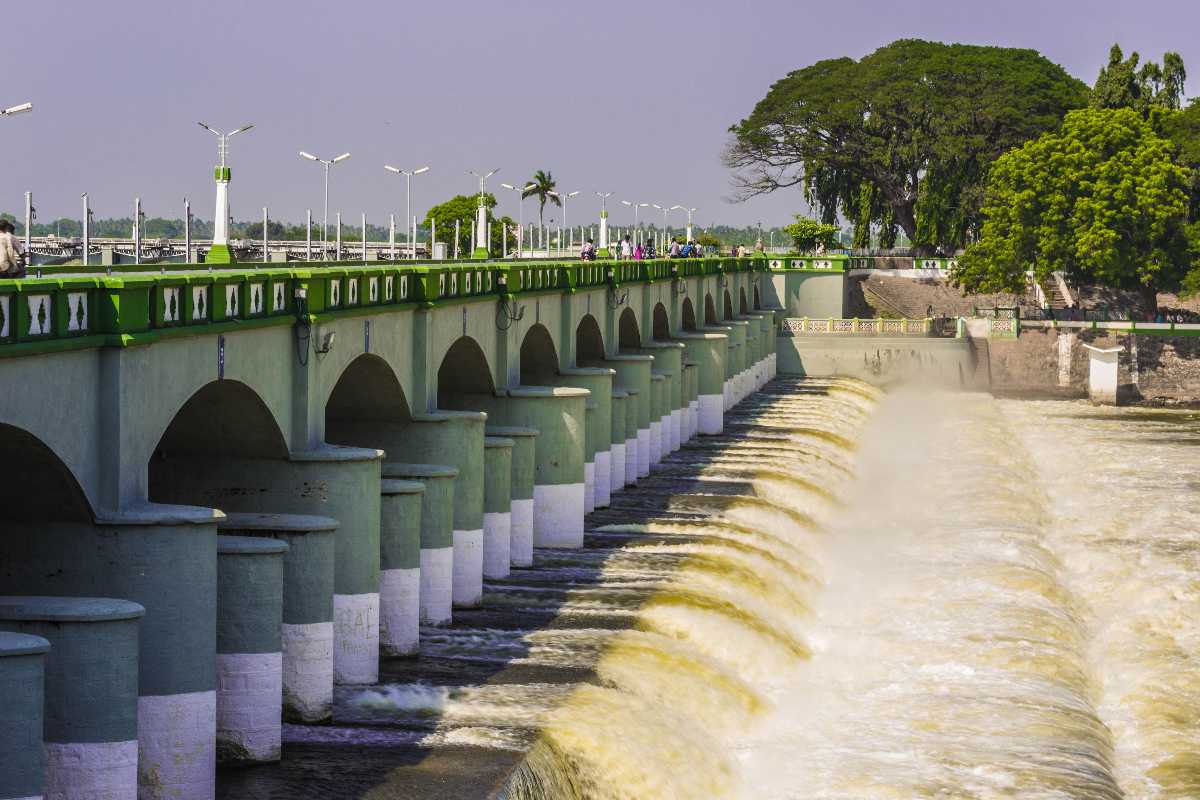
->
987, 327, 1200, 401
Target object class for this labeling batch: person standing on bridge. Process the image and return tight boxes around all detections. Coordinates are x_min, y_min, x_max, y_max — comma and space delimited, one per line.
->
620, 235, 632, 260
0, 219, 24, 278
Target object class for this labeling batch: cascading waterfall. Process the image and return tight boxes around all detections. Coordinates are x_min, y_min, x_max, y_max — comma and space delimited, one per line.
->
266, 378, 1199, 800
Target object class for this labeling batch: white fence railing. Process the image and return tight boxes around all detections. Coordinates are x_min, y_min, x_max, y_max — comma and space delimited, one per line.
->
781, 317, 933, 336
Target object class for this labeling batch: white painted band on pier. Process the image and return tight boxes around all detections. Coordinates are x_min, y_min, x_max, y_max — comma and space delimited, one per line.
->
699, 394, 724, 434
379, 567, 420, 657
637, 428, 651, 476
510, 499, 535, 568
689, 400, 699, 439
584, 461, 596, 513
670, 409, 682, 451
281, 621, 333, 722
482, 511, 512, 579
624, 438, 639, 485
216, 651, 282, 763
137, 690, 215, 800
333, 592, 379, 684
533, 482, 585, 548
420, 546, 454, 625
594, 450, 612, 508
649, 421, 663, 466
451, 529, 484, 608
44, 739, 137, 799
609, 443, 626, 494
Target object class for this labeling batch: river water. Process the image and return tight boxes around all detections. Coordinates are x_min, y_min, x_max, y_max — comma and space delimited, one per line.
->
219, 380, 1200, 799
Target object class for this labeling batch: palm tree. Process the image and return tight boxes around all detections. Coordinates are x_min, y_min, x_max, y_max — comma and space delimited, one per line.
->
522, 170, 560, 246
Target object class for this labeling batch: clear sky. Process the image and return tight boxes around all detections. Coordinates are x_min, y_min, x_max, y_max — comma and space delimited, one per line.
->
4, 0, 1198, 229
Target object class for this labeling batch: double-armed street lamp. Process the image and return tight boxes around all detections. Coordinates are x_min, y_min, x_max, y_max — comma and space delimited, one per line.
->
198, 122, 253, 264
467, 169, 499, 258
384, 164, 430, 259
671, 205, 698, 243
621, 200, 649, 245
595, 191, 614, 255
548, 190, 580, 252
299, 150, 351, 260
500, 182, 536, 258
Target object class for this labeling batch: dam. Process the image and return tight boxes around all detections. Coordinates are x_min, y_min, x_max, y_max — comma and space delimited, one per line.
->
2, 255, 1197, 799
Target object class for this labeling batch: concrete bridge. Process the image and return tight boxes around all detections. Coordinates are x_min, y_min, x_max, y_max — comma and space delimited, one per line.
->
0, 255, 803, 800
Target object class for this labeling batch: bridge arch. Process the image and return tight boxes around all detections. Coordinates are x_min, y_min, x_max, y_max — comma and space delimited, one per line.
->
704, 293, 718, 325
739, 287, 749, 314
618, 307, 641, 351
723, 290, 734, 321
681, 297, 697, 332
326, 354, 412, 445
0, 423, 93, 523
753, 284, 761, 310
652, 302, 671, 341
148, 379, 290, 503
575, 314, 606, 367
520, 324, 559, 385
438, 336, 496, 402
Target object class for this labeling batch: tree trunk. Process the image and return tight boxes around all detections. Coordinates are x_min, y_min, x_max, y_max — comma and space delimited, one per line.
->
890, 200, 930, 255
1141, 284, 1159, 318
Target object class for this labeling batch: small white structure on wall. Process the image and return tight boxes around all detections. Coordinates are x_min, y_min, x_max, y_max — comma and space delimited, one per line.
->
1082, 344, 1122, 404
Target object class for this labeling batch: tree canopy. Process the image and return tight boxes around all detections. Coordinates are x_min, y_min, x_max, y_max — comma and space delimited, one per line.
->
423, 193, 515, 254
783, 217, 839, 252
950, 108, 1191, 304
725, 39, 1089, 254
523, 170, 560, 228
1091, 44, 1187, 114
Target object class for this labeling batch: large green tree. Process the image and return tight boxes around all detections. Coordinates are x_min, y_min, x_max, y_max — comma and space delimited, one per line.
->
783, 217, 839, 252
725, 39, 1089, 254
951, 108, 1191, 307
423, 193, 515, 255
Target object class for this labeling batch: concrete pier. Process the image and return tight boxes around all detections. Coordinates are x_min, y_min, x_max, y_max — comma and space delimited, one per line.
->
0, 597, 144, 800
215, 537, 288, 764
0, 632, 49, 800
482, 437, 515, 579
485, 426, 538, 567
379, 480, 425, 657
217, 513, 339, 724
383, 464, 458, 625
609, 390, 629, 499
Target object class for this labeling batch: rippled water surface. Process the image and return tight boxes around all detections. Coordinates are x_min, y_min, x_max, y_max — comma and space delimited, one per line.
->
220, 381, 1200, 800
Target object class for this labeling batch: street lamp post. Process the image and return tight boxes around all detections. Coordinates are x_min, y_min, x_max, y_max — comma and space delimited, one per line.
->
500, 182, 536, 258
621, 200, 649, 247
198, 122, 253, 264
81, 193, 91, 266
595, 192, 614, 257
651, 203, 672, 252
547, 190, 580, 253
299, 150, 351, 261
670, 205, 698, 244
0, 102, 32, 118
384, 164, 430, 260
467, 169, 499, 258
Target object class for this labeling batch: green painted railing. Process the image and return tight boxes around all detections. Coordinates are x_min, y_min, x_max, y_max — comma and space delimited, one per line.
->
765, 254, 849, 272
0, 257, 765, 356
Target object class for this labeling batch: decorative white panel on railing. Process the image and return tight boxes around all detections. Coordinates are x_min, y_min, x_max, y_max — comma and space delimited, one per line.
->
273, 283, 286, 313
163, 287, 181, 323
464, 272, 472, 293
399, 276, 407, 299
0, 296, 9, 337
348, 278, 358, 306
67, 292, 88, 332
330, 280, 341, 307
193, 287, 208, 320
226, 284, 239, 317
249, 283, 264, 315
27, 294, 51, 336
369, 277, 379, 303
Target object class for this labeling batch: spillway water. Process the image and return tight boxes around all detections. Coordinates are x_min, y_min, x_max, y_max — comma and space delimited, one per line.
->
218, 380, 1200, 800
